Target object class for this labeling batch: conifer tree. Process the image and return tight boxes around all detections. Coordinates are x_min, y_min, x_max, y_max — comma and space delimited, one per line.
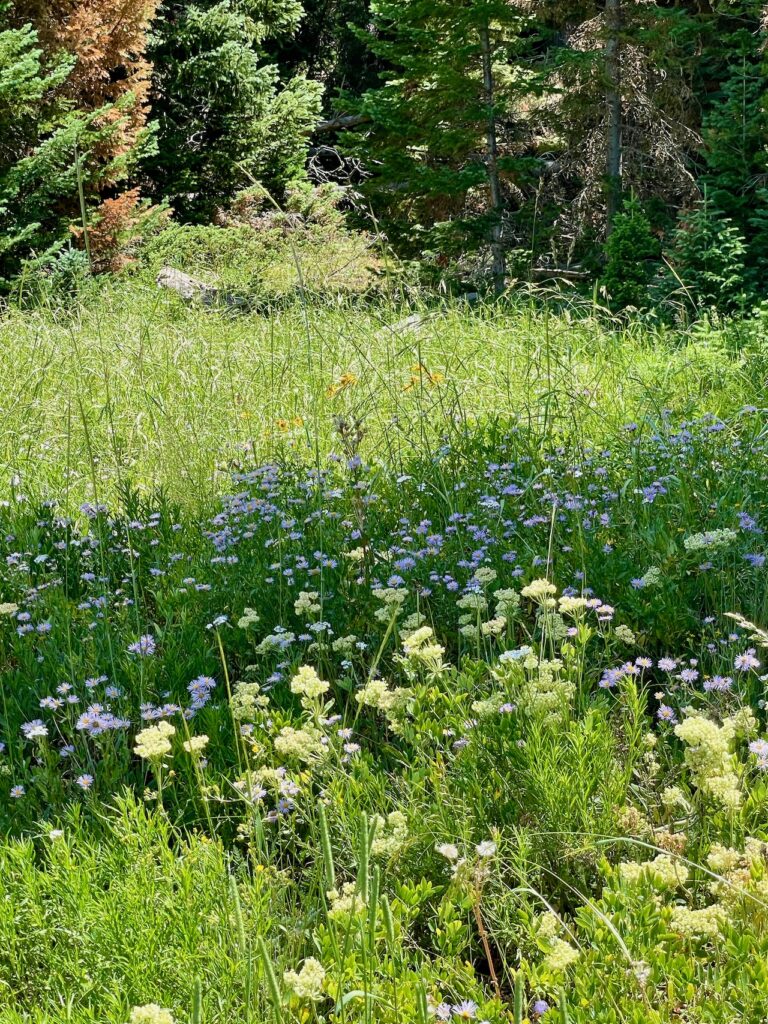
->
346, 0, 542, 290
144, 0, 323, 222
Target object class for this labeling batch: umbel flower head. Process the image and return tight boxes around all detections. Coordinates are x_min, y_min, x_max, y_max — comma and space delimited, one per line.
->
182, 734, 209, 757
283, 957, 326, 1001
290, 665, 330, 700
129, 1005, 174, 1024
134, 721, 175, 760
521, 578, 557, 603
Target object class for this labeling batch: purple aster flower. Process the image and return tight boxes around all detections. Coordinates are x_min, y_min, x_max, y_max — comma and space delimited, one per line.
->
735, 649, 761, 672
533, 1001, 549, 1018
703, 675, 732, 692
452, 1002, 478, 1020
744, 553, 766, 567
21, 719, 48, 740
657, 704, 677, 724
127, 634, 156, 657
658, 658, 677, 672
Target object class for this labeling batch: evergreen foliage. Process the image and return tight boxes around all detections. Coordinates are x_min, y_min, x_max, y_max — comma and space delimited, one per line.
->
0, 10, 141, 283
144, 0, 323, 222
602, 197, 660, 309
667, 197, 748, 313
345, 0, 542, 272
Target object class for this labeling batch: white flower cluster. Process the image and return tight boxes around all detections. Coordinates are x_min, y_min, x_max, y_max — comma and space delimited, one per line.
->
283, 957, 326, 1001
134, 721, 175, 761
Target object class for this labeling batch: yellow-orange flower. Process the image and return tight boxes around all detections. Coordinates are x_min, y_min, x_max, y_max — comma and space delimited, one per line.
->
326, 372, 358, 397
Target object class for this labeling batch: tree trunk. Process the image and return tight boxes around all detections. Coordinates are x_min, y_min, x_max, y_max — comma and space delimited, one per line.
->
479, 24, 506, 296
605, 0, 622, 234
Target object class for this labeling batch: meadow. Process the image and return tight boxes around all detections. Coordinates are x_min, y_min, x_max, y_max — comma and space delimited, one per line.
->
2, 282, 768, 1023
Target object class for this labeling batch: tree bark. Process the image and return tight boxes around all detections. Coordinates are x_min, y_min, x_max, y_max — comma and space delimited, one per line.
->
479, 24, 506, 296
605, 0, 622, 234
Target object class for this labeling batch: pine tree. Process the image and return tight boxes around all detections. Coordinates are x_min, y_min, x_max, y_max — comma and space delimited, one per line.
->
144, 0, 323, 222
346, 0, 542, 290
700, 42, 768, 294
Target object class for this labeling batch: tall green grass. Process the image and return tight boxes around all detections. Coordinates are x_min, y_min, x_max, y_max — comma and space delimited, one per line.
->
0, 281, 761, 504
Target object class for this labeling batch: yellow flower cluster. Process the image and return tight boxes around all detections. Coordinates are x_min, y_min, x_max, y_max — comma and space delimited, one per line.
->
230, 681, 269, 721
494, 588, 520, 618
373, 587, 407, 622
618, 854, 689, 889
274, 725, 326, 762
707, 838, 768, 906
290, 665, 330, 700
284, 957, 326, 1001
370, 810, 408, 858
327, 881, 366, 920
129, 1006, 174, 1024
134, 722, 175, 761
294, 590, 321, 616
520, 658, 574, 721
182, 735, 209, 757
401, 626, 446, 674
674, 713, 744, 809
521, 578, 557, 602
669, 904, 724, 938
542, 937, 580, 973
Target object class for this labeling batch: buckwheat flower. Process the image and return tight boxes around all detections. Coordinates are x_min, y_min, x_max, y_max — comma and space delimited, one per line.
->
134, 721, 175, 760
661, 786, 685, 808
183, 735, 209, 757
452, 1000, 478, 1019
127, 634, 156, 657
542, 938, 579, 972
76, 773, 94, 790
283, 957, 326, 1001
476, 840, 497, 858
290, 665, 329, 700
683, 528, 738, 553
274, 726, 325, 762
521, 578, 557, 602
129, 1005, 174, 1024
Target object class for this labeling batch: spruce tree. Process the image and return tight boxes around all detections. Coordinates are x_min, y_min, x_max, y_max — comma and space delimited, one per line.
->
0, 6, 149, 282
346, 0, 542, 290
144, 0, 323, 222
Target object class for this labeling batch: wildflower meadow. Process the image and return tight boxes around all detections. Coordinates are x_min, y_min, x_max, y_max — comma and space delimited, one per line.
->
2, 286, 768, 1023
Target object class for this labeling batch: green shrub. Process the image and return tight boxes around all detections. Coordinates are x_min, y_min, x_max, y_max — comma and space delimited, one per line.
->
665, 197, 748, 313
602, 198, 661, 309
